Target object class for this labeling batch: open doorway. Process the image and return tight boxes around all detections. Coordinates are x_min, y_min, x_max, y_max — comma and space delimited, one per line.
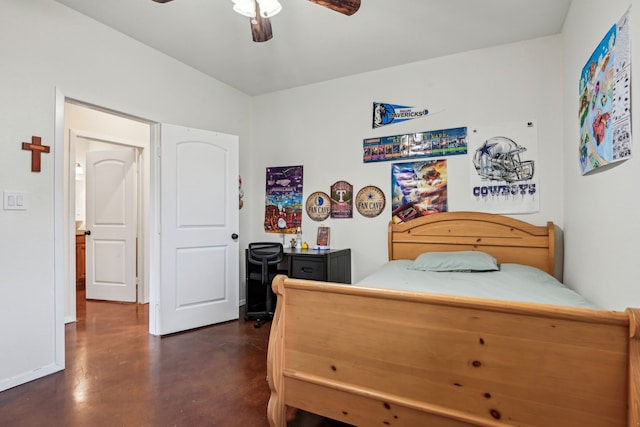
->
63, 100, 151, 323
57, 92, 240, 340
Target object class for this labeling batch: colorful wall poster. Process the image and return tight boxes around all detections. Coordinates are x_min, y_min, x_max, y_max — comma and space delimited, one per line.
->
579, 8, 632, 175
469, 121, 539, 214
391, 159, 448, 224
264, 165, 303, 234
373, 102, 430, 128
363, 127, 467, 163
330, 180, 353, 218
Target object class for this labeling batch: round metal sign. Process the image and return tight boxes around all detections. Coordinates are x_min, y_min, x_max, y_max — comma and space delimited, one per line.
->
355, 186, 386, 218
305, 191, 331, 221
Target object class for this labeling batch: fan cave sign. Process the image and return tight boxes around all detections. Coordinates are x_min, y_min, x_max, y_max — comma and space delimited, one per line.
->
305, 191, 331, 222
355, 186, 385, 218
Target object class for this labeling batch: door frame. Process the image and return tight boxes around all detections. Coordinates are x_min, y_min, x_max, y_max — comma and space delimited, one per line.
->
58, 93, 154, 331
55, 89, 233, 375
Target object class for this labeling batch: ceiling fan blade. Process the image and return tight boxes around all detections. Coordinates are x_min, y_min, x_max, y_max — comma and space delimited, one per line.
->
251, 14, 273, 42
308, 0, 360, 16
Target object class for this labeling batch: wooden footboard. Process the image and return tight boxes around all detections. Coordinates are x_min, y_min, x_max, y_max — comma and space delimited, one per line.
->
267, 275, 640, 427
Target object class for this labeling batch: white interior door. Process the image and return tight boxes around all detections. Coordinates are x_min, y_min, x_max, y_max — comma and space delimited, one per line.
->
158, 124, 239, 335
85, 149, 137, 302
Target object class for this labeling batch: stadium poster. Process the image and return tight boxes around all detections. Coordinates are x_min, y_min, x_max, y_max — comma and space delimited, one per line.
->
578, 8, 632, 175
391, 159, 448, 224
468, 121, 539, 214
264, 165, 303, 234
363, 126, 467, 163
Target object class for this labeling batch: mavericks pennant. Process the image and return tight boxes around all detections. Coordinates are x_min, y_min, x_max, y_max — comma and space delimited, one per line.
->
373, 102, 429, 128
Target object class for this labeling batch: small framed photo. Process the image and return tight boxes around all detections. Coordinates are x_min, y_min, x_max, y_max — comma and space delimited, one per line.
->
316, 226, 330, 248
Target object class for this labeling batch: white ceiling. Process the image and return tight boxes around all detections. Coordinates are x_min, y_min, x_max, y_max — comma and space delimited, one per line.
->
53, 0, 572, 96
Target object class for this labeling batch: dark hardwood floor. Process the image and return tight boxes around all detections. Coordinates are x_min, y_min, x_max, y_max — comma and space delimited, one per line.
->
0, 290, 273, 426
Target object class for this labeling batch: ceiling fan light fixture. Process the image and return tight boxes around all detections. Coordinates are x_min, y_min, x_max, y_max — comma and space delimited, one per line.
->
232, 0, 256, 18
256, 0, 282, 17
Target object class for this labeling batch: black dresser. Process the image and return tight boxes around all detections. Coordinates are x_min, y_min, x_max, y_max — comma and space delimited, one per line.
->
284, 248, 351, 284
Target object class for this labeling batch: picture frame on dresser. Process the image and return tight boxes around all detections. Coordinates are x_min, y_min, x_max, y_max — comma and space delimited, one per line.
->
316, 225, 330, 249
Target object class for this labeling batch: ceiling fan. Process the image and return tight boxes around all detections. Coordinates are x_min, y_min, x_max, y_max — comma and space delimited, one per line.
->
151, 0, 361, 43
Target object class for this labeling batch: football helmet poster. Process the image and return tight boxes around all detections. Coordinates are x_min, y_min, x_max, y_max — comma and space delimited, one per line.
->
469, 121, 539, 214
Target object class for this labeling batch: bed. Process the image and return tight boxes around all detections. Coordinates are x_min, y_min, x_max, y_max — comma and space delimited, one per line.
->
266, 211, 640, 427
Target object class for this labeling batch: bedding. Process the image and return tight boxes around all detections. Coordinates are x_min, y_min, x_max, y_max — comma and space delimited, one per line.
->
357, 259, 596, 309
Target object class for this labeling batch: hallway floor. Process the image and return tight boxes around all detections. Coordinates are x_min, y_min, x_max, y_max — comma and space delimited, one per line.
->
0, 291, 272, 426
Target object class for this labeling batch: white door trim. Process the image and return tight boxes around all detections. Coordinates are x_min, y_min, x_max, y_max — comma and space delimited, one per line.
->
148, 124, 161, 335
53, 89, 66, 375
49, 90, 159, 392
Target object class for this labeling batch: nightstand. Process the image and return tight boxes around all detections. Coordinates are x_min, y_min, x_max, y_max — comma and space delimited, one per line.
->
285, 248, 351, 284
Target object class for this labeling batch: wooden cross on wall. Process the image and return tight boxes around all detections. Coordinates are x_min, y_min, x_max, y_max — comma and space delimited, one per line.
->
22, 136, 50, 172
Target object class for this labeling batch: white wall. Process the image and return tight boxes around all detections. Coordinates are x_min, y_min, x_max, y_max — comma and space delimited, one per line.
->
562, 1, 640, 310
248, 36, 565, 283
0, 0, 251, 391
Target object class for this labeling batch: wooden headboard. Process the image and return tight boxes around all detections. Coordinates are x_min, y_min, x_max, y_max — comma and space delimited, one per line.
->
388, 211, 560, 280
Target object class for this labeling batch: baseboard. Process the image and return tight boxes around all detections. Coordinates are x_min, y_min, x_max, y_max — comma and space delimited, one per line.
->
0, 363, 64, 393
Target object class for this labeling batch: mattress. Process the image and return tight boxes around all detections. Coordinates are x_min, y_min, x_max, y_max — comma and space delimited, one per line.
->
356, 260, 595, 309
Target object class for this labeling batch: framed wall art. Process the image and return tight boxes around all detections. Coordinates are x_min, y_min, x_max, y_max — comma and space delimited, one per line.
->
316, 225, 330, 249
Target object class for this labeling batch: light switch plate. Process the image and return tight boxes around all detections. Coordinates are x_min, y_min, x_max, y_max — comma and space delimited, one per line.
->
3, 191, 27, 211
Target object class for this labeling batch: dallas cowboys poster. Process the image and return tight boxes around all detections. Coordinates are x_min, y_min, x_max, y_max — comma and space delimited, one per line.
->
469, 121, 539, 214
